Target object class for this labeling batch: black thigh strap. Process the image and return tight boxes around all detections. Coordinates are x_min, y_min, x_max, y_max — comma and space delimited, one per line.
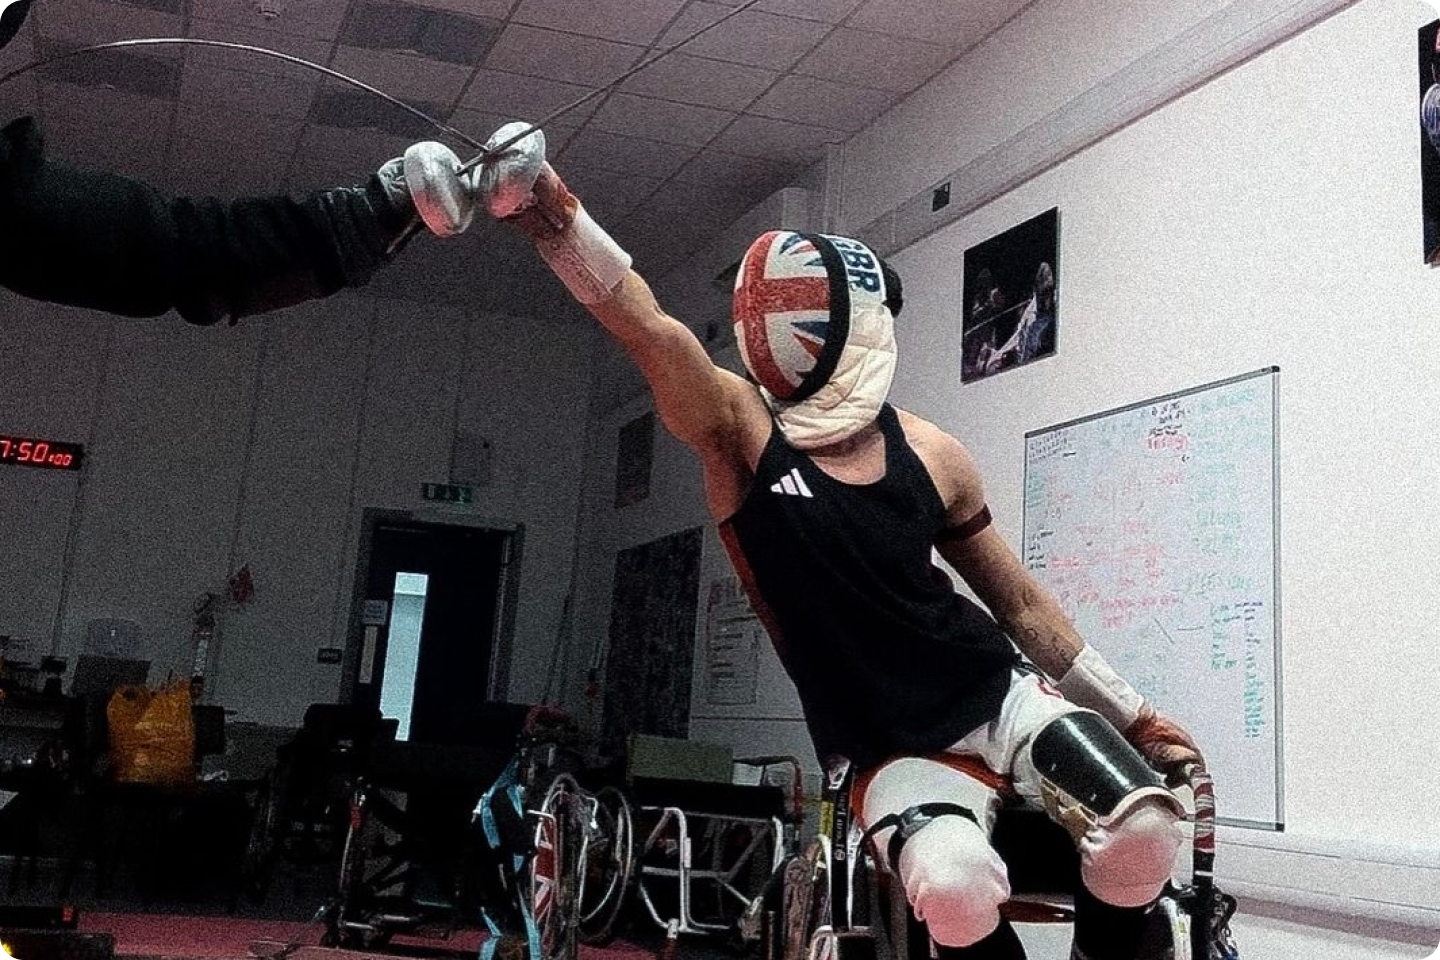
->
860, 802, 979, 869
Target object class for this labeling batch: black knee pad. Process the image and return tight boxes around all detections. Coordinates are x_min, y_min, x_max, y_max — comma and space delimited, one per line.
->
1030, 712, 1177, 840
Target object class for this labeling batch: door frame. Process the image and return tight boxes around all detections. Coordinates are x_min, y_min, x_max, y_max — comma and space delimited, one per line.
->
340, 507, 524, 706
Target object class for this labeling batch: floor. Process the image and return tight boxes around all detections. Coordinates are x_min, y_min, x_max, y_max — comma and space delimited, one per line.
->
1, 853, 710, 960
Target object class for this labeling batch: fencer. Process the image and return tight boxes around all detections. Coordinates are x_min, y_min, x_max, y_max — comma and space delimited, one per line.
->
477, 122, 1203, 960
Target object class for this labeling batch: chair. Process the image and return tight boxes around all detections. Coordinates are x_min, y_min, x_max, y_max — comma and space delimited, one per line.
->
804, 758, 1237, 960
626, 733, 804, 938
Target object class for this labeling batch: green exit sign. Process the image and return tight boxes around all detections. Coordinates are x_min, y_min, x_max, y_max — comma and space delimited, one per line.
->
422, 482, 474, 504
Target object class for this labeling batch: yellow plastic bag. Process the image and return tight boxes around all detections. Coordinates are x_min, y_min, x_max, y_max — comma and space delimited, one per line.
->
107, 681, 195, 784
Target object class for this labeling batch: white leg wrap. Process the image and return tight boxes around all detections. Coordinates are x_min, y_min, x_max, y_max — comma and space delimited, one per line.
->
1077, 795, 1182, 908
536, 203, 632, 304
898, 815, 1011, 947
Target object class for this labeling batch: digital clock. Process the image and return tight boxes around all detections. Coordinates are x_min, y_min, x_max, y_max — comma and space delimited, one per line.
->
0, 433, 84, 471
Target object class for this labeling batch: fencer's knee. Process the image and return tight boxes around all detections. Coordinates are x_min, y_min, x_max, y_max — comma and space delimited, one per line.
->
1079, 795, 1183, 908
895, 817, 1011, 948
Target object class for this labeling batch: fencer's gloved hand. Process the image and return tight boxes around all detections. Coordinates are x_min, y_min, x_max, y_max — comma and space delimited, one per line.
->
478, 120, 632, 304
1124, 703, 1204, 786
374, 141, 476, 239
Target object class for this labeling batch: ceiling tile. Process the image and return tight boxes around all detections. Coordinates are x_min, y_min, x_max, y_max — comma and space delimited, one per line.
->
672, 147, 801, 200
173, 101, 306, 153
284, 158, 362, 193
308, 82, 442, 140
589, 93, 735, 148
458, 69, 600, 124
711, 112, 841, 163
709, 0, 862, 24
558, 165, 664, 224
190, 0, 351, 42
483, 24, 643, 87
181, 63, 318, 119
448, 107, 579, 156
0, 75, 39, 117
399, 0, 516, 18
39, 82, 174, 142
38, 42, 182, 100
657, 2, 832, 71
169, 136, 293, 193
296, 121, 414, 171
330, 46, 477, 105
795, 27, 953, 93
511, 0, 687, 46
34, 0, 182, 45
0, 21, 35, 68
40, 110, 169, 182
339, 2, 501, 66
748, 73, 897, 132
185, 19, 337, 81
846, 0, 1024, 47
556, 127, 699, 181
619, 51, 776, 111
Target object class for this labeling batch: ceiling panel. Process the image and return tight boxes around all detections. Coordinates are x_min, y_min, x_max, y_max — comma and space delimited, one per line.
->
330, 46, 476, 105
184, 19, 336, 81
712, 0, 865, 25
173, 101, 306, 154
180, 62, 319, 119
796, 28, 955, 93
169, 136, 293, 196
483, 24, 644, 87
711, 112, 843, 162
846, 0, 1027, 47
588, 92, 735, 148
447, 106, 580, 156
747, 74, 898, 133
656, 2, 834, 71
557, 127, 701, 182
33, 0, 181, 46
511, 0, 688, 46
296, 122, 414, 171
618, 51, 777, 111
189, 0, 351, 43
458, 68, 600, 124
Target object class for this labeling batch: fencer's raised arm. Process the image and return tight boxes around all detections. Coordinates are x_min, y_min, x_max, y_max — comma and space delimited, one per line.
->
480, 122, 743, 451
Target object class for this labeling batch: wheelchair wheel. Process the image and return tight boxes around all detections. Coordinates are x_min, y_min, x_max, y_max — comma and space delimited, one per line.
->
532, 773, 583, 960
577, 785, 635, 946
241, 772, 281, 902
1138, 890, 1192, 960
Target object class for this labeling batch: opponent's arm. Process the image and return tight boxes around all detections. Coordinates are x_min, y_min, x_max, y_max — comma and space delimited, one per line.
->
479, 122, 741, 451
0, 117, 471, 326
929, 429, 1204, 779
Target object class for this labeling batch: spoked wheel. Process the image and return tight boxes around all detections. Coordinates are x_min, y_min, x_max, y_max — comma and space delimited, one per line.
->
577, 785, 635, 946
532, 773, 583, 960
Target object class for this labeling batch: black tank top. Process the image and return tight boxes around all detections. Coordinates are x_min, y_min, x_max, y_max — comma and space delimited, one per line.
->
719, 405, 1019, 771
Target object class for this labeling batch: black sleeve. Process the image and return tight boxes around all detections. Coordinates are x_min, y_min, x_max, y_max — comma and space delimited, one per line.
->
0, 116, 411, 326
0, 0, 32, 50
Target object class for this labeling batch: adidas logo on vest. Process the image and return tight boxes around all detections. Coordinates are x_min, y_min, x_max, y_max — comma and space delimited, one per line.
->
769, 467, 813, 498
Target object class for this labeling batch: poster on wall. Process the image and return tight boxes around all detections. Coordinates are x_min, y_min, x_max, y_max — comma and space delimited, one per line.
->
961, 207, 1059, 383
615, 412, 655, 508
1420, 21, 1440, 265
600, 527, 703, 755
703, 575, 762, 706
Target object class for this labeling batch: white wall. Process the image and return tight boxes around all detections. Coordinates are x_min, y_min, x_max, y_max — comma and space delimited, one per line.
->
572, 0, 1439, 950
0, 278, 595, 725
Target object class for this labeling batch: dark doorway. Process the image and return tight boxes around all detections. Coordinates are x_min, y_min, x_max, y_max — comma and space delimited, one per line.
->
350, 518, 513, 746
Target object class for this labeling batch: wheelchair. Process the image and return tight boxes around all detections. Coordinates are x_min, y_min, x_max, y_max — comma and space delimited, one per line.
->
778, 757, 1238, 960
323, 705, 635, 959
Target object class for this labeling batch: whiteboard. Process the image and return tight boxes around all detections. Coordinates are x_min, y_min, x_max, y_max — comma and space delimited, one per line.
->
1022, 368, 1282, 828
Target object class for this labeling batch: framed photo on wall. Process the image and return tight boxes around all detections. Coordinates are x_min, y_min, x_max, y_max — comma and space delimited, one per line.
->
1420, 21, 1440, 265
961, 207, 1060, 383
